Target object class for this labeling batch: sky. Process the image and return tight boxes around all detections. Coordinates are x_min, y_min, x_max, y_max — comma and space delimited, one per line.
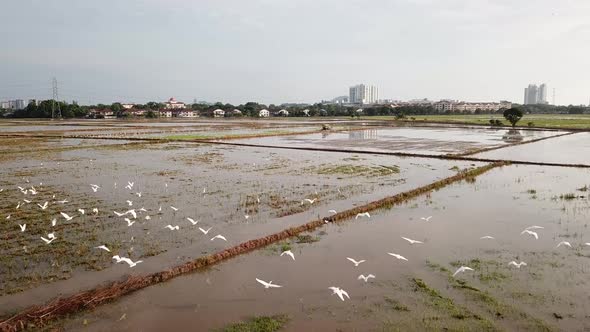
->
1, 0, 589, 106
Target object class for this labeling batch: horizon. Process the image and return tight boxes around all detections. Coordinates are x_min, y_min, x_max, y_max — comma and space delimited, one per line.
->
1, 0, 589, 106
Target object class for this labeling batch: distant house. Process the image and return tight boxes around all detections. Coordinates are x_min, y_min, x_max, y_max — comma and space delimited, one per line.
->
165, 97, 186, 109
232, 109, 242, 116
213, 109, 225, 118
259, 109, 270, 117
90, 108, 115, 119
174, 110, 199, 118
126, 109, 146, 116
276, 109, 289, 117
159, 110, 173, 118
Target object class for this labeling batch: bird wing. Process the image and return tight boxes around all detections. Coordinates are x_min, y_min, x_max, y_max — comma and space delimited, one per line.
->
335, 291, 345, 301
341, 289, 350, 299
256, 278, 269, 287
346, 257, 357, 264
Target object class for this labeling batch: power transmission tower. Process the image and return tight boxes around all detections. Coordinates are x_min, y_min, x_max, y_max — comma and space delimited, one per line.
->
51, 77, 62, 119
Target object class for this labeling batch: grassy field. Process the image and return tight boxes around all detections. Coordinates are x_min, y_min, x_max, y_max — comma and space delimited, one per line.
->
388, 114, 590, 130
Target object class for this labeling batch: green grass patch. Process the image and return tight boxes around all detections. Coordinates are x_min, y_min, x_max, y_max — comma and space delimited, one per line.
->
314, 164, 400, 177
220, 314, 290, 332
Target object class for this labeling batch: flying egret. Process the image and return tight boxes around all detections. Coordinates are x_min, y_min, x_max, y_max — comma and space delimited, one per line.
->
90, 184, 100, 192
521, 229, 539, 240
211, 234, 227, 241
23, 199, 31, 203
41, 235, 56, 244
387, 253, 408, 261
280, 250, 295, 260
119, 257, 142, 267
358, 274, 376, 282
114, 211, 125, 217
401, 237, 423, 245
125, 218, 135, 227
92, 208, 99, 215
19, 224, 26, 232
329, 287, 350, 301
170, 206, 178, 211
145, 215, 151, 220
480, 236, 495, 240
556, 241, 572, 248
256, 278, 282, 289
78, 208, 85, 215
346, 257, 366, 266
420, 216, 433, 222
95, 245, 111, 252
37, 202, 48, 210
16, 202, 21, 209
51, 218, 57, 226
60, 212, 74, 221
187, 217, 199, 225
301, 198, 316, 205
452, 266, 474, 277
329, 209, 337, 214
355, 212, 370, 219
126, 200, 133, 206
135, 192, 142, 197
139, 207, 147, 212
112, 255, 123, 263
57, 199, 68, 204
126, 209, 137, 219
198, 227, 212, 235
508, 261, 527, 268
525, 225, 544, 230
165, 225, 180, 230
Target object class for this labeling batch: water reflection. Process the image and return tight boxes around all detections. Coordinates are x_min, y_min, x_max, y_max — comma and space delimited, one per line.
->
349, 129, 378, 140
502, 129, 524, 143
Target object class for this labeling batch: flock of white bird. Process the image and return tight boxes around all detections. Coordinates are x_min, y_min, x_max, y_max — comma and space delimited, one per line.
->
4, 180, 229, 269
4, 180, 590, 304
256, 211, 590, 302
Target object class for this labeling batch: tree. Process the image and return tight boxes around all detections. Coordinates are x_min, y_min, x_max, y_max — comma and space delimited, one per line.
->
146, 110, 158, 118
503, 108, 523, 127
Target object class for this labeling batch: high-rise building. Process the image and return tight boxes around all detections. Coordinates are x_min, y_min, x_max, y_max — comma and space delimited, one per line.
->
538, 84, 547, 104
524, 83, 548, 105
349, 84, 378, 104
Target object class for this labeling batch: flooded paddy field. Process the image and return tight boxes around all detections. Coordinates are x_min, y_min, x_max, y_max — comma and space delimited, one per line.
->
0, 119, 588, 331
475, 132, 590, 166
0, 133, 479, 311
56, 165, 590, 332
229, 127, 565, 155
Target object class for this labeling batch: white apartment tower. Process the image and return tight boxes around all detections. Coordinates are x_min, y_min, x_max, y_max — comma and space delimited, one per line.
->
349, 84, 378, 104
524, 83, 548, 105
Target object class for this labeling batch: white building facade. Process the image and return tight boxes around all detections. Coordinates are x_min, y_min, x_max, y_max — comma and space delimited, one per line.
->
349, 84, 379, 104
165, 97, 187, 109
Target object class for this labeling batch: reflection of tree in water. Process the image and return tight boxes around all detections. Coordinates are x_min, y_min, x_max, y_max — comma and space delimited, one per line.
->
502, 129, 524, 143
348, 129, 378, 140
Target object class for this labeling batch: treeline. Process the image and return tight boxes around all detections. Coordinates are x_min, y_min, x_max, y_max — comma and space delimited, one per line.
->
1, 100, 588, 119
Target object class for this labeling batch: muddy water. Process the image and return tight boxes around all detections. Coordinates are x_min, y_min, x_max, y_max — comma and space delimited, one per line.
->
0, 138, 479, 313
475, 132, 590, 165
60, 164, 590, 331
229, 127, 565, 155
